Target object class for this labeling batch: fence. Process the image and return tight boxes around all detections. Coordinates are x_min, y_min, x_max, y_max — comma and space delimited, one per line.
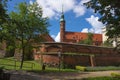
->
0, 58, 35, 70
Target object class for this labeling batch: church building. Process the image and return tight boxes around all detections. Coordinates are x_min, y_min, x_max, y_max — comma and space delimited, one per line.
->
33, 10, 120, 67
60, 11, 102, 46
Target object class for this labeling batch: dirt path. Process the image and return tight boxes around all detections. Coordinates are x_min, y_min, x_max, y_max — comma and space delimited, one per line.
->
9, 70, 120, 80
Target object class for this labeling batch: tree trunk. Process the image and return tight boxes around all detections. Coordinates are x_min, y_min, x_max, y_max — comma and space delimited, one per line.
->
20, 33, 24, 69
20, 46, 25, 69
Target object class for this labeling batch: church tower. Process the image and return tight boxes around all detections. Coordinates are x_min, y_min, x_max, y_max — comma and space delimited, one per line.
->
60, 8, 65, 42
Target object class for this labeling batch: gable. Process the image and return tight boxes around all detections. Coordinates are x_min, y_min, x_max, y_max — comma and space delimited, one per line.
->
41, 34, 55, 42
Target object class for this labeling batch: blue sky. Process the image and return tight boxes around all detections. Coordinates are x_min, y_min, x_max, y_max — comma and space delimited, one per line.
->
7, 0, 104, 42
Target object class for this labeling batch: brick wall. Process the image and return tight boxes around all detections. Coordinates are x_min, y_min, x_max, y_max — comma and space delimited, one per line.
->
95, 55, 120, 66
63, 55, 91, 66
34, 54, 120, 68
34, 42, 120, 68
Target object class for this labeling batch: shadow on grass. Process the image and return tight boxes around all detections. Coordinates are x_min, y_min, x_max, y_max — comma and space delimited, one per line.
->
81, 76, 120, 80
27, 68, 90, 79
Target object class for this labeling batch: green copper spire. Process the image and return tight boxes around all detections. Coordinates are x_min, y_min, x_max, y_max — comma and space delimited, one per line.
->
60, 4, 65, 22
60, 13, 65, 21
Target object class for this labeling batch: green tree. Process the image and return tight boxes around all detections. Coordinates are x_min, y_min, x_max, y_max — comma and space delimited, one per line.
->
79, 33, 93, 45
103, 40, 112, 47
0, 0, 9, 42
0, 0, 8, 23
0, 0, 15, 57
84, 0, 120, 45
8, 2, 49, 69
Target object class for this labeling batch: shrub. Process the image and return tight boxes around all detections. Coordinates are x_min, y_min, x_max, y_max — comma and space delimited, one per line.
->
75, 66, 86, 71
0, 66, 4, 70
82, 76, 120, 80
111, 73, 120, 78
86, 66, 120, 71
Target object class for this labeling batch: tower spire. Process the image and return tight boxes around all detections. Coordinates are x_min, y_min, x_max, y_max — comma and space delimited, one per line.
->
62, 3, 63, 14
60, 3, 65, 42
60, 4, 65, 22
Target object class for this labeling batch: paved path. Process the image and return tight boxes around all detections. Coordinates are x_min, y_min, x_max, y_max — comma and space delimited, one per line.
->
8, 70, 120, 80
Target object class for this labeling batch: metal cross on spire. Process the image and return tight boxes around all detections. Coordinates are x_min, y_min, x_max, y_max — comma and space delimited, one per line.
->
62, 3, 64, 14
60, 1, 65, 22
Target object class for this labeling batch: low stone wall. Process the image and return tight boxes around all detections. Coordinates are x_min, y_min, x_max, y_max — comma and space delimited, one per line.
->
34, 53, 120, 68
95, 55, 120, 66
33, 42, 120, 68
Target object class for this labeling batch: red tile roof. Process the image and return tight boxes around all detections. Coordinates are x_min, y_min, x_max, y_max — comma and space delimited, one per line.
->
64, 31, 102, 45
41, 34, 54, 42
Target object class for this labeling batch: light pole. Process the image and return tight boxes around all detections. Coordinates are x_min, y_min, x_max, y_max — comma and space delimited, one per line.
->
58, 50, 61, 71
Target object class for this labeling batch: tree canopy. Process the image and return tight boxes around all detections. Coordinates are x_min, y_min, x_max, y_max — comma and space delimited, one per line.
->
0, 1, 49, 69
9, 2, 48, 42
84, 0, 120, 51
0, 0, 9, 42
84, 0, 120, 38
79, 33, 93, 45
0, 0, 8, 22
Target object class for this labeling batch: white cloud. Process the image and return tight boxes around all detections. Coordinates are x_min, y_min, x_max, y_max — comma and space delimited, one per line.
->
86, 15, 104, 33
51, 32, 60, 42
89, 28, 95, 33
73, 5, 86, 17
81, 28, 94, 33
51, 35, 56, 40
36, 0, 88, 19
80, 0, 91, 5
55, 32, 60, 42
72, 0, 91, 17
29, 0, 33, 4
81, 28, 88, 33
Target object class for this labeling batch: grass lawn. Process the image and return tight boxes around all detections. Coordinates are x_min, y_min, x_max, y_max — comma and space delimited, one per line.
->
0, 57, 41, 71
0, 57, 77, 72
0, 57, 120, 80
0, 57, 120, 73
82, 76, 120, 80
